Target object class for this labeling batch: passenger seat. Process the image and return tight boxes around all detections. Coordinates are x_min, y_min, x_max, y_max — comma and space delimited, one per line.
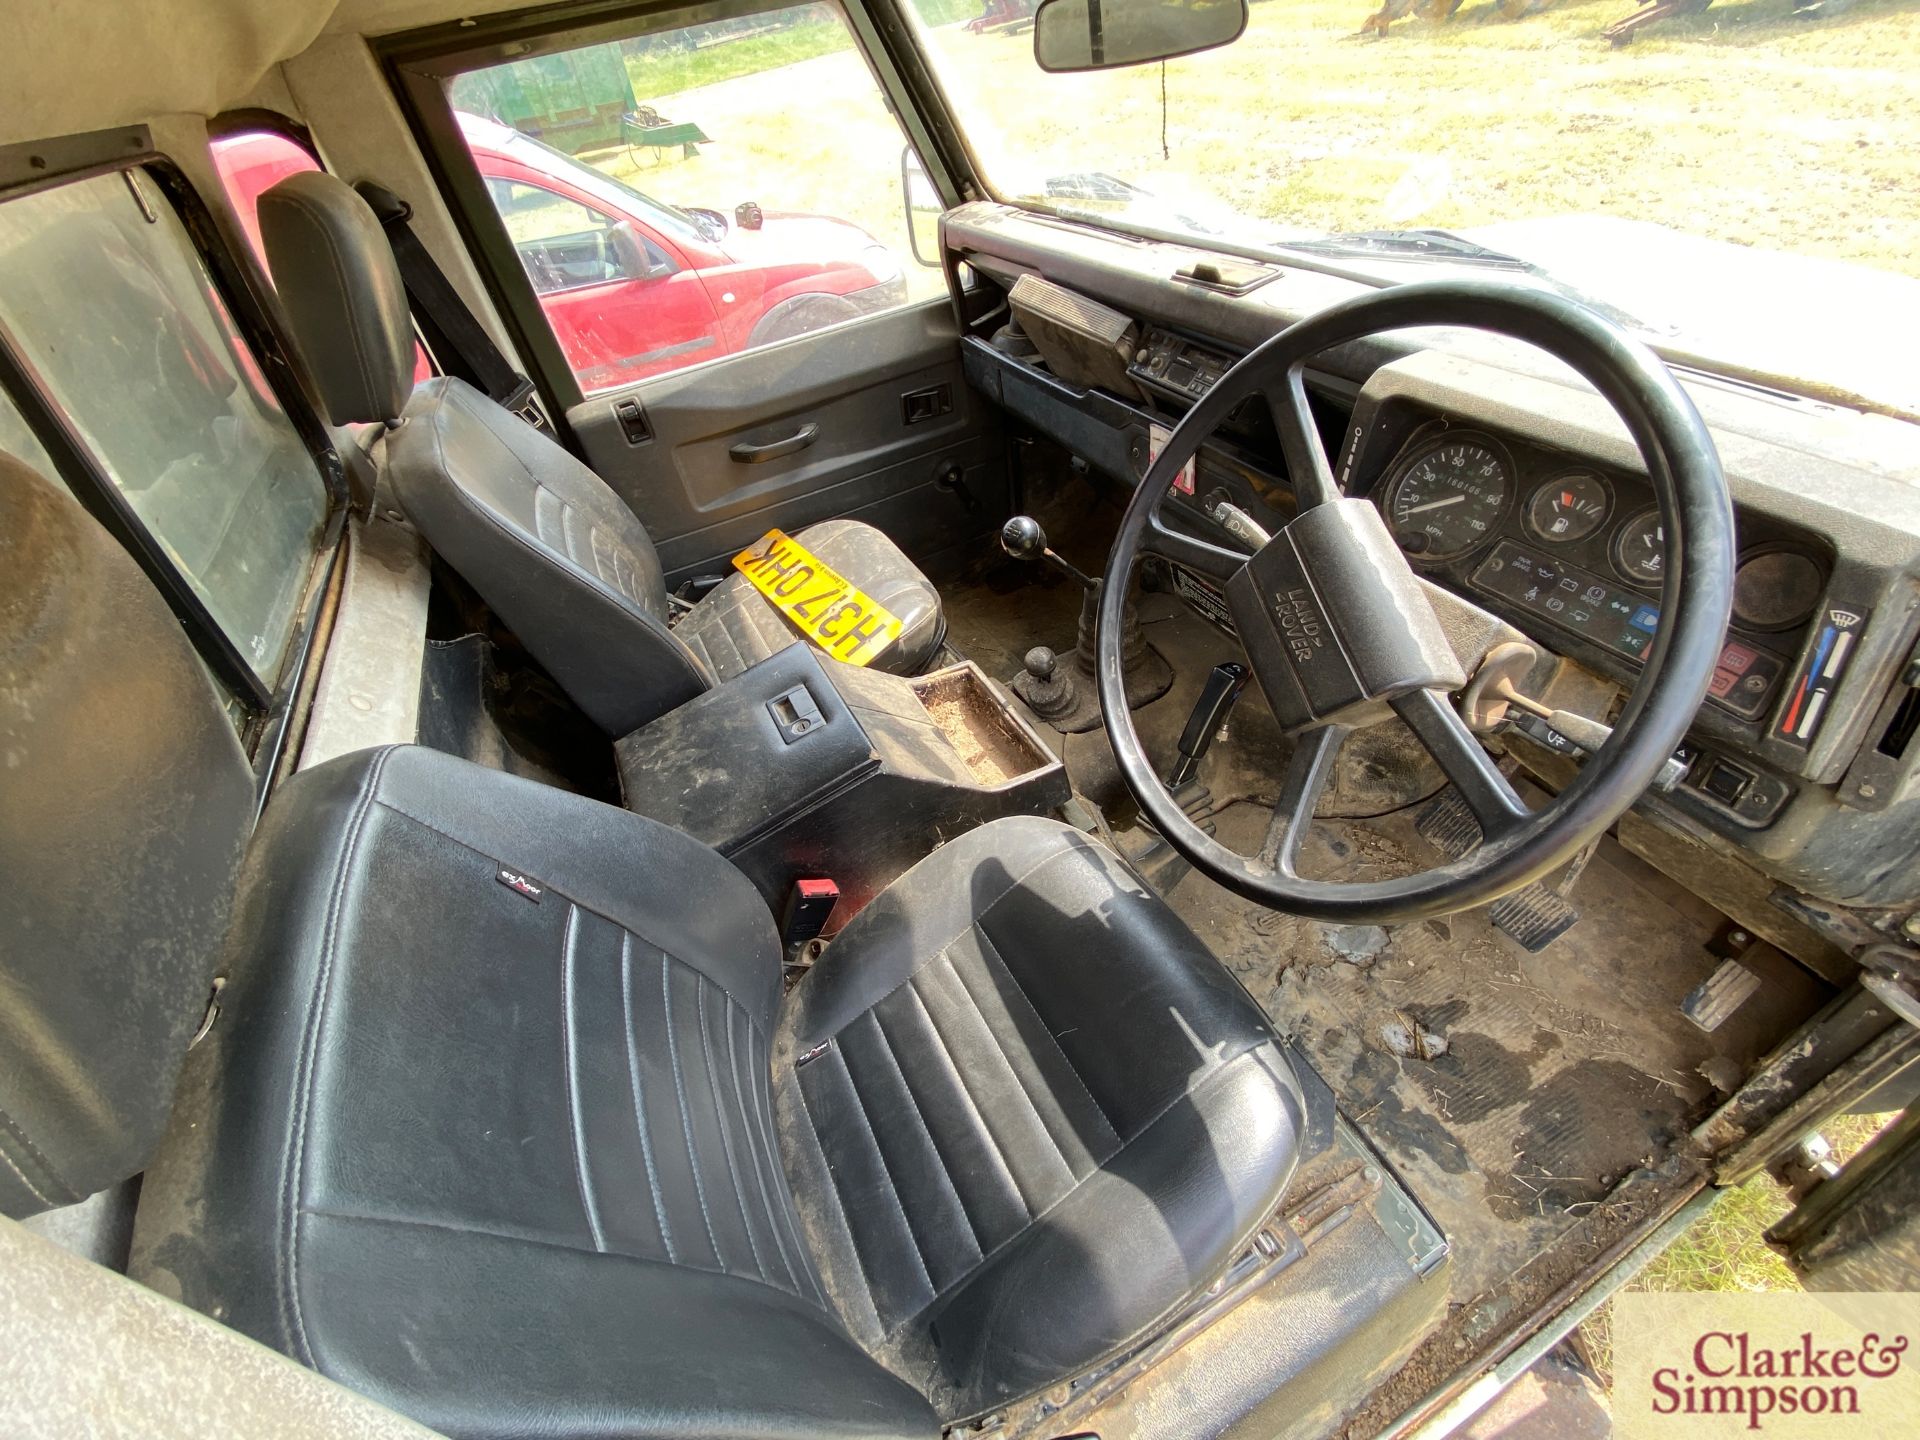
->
258, 172, 945, 737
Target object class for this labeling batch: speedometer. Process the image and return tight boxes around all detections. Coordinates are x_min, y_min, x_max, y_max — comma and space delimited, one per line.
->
1385, 436, 1511, 560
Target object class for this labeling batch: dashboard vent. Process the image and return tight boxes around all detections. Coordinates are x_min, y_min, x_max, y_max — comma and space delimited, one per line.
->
1673, 365, 1832, 412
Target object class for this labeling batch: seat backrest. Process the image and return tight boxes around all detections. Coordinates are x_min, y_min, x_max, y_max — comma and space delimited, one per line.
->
258, 173, 711, 737
0, 456, 255, 1218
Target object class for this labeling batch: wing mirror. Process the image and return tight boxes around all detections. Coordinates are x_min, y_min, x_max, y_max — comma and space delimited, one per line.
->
608, 221, 675, 281
900, 148, 942, 269
1033, 0, 1248, 72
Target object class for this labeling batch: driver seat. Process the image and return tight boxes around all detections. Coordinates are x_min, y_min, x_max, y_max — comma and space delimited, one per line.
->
3, 460, 1303, 1435
256, 172, 946, 738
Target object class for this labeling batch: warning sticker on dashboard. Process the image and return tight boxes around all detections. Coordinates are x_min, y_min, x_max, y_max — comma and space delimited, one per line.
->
730, 529, 904, 667
1149, 422, 1196, 495
1171, 564, 1237, 637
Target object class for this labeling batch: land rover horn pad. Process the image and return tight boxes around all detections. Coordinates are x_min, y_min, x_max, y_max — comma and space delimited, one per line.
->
731, 529, 904, 666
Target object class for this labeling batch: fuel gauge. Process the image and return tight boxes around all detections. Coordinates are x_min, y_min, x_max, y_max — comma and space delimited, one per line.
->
1526, 472, 1611, 544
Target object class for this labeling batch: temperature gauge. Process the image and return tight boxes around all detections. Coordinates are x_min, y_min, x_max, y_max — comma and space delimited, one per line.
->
1526, 472, 1611, 544
1613, 508, 1668, 586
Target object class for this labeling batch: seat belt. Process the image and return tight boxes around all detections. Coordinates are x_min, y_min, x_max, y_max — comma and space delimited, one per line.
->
353, 181, 549, 432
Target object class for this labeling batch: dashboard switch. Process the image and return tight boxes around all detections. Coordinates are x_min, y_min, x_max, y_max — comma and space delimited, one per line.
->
1701, 760, 1754, 806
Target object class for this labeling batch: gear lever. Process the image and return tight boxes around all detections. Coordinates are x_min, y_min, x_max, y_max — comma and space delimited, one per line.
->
1000, 516, 1095, 590
998, 515, 1172, 732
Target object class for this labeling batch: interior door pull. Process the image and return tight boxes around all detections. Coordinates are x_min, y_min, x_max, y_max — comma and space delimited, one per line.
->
730, 423, 819, 464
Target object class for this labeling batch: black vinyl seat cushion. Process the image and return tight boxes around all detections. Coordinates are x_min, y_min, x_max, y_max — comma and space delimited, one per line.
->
131, 750, 1300, 1436
775, 817, 1304, 1420
131, 745, 938, 1440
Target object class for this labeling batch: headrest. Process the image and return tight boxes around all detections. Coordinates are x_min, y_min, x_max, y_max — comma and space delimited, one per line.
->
260, 171, 415, 426
0, 455, 255, 1217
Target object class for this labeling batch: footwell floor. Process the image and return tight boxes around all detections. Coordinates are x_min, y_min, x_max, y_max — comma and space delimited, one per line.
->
940, 567, 1820, 1313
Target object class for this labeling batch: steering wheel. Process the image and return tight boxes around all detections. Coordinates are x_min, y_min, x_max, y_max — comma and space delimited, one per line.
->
1099, 279, 1735, 923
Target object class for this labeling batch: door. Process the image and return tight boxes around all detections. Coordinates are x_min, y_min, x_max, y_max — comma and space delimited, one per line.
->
393, 1, 1007, 584
1769, 1085, 1920, 1289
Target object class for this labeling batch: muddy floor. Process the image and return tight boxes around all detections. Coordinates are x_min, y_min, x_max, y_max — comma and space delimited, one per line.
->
944, 564, 1820, 1323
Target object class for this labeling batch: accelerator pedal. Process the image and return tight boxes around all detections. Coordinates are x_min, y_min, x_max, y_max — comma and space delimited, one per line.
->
1414, 787, 1581, 953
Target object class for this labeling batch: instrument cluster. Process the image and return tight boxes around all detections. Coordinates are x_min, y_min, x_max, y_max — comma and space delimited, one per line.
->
1374, 423, 1832, 729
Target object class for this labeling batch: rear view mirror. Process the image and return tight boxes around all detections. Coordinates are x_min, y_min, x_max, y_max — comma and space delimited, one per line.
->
1033, 0, 1248, 73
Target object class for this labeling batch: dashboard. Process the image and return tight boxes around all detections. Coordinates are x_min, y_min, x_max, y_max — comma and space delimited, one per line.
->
1134, 327, 1864, 830
946, 200, 1920, 913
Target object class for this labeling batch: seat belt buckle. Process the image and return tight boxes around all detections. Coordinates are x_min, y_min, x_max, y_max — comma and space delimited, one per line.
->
781, 878, 839, 953
502, 377, 549, 432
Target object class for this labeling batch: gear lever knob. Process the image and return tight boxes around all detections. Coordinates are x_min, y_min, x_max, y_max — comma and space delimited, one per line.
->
1000, 515, 1047, 561
1000, 515, 1095, 591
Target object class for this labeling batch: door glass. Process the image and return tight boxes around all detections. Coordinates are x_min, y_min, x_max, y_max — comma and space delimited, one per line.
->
0, 385, 62, 495
448, 1, 939, 394
485, 177, 675, 293
0, 169, 328, 685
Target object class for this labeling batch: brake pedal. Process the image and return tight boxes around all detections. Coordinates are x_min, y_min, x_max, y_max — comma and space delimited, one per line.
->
1414, 787, 1582, 952
1682, 956, 1763, 1032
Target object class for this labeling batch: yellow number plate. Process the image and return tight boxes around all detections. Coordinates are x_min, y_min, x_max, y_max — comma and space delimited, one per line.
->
731, 529, 904, 667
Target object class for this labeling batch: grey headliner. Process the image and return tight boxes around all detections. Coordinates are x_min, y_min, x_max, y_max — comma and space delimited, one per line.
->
0, 0, 540, 149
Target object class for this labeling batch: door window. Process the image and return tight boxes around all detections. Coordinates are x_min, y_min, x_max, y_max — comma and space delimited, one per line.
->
443, 2, 938, 394
0, 169, 329, 688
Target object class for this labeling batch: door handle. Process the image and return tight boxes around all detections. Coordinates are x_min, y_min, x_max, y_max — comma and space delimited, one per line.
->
730, 423, 819, 464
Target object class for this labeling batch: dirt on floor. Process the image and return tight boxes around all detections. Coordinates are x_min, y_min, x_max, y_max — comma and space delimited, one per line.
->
938, 543, 1843, 1429
941, 548, 1818, 1308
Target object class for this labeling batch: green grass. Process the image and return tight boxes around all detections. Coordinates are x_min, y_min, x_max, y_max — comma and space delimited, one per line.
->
624, 0, 978, 99
625, 21, 848, 100
1576, 1112, 1893, 1388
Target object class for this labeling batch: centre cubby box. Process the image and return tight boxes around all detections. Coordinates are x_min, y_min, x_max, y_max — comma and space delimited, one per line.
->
616, 647, 1068, 929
